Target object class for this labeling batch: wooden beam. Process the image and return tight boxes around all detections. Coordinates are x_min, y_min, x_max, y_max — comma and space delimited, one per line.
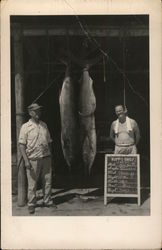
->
11, 25, 148, 37
13, 23, 27, 207
24, 27, 148, 37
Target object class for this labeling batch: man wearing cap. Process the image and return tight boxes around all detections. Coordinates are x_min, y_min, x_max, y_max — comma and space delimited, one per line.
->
110, 105, 140, 154
19, 103, 55, 214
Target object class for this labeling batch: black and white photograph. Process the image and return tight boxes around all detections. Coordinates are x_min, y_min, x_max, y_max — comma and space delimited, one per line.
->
11, 14, 150, 216
1, 0, 161, 249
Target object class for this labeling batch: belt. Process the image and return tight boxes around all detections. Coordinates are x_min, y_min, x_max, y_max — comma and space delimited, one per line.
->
29, 155, 51, 161
116, 143, 135, 147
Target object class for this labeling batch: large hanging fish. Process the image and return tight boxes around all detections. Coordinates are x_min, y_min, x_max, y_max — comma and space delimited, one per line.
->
59, 64, 79, 170
79, 67, 97, 176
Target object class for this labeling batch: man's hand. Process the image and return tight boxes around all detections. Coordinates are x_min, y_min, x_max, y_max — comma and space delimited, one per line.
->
19, 143, 32, 170
25, 160, 32, 170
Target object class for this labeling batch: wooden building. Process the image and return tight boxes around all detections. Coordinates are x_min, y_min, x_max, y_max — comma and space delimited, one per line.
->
10, 15, 150, 201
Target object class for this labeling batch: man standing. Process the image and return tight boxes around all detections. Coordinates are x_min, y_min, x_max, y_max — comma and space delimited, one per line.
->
19, 103, 56, 214
110, 105, 140, 154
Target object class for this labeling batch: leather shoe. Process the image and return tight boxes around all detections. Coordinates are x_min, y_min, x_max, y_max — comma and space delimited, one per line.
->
28, 206, 35, 214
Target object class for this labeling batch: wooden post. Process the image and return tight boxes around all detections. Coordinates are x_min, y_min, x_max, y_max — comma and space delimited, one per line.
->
137, 154, 141, 206
13, 24, 27, 206
104, 154, 108, 205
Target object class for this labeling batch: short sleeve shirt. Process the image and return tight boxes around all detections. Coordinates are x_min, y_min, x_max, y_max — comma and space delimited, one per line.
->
19, 119, 52, 160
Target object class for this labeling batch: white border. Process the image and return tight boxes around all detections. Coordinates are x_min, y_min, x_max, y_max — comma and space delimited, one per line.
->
1, 0, 162, 249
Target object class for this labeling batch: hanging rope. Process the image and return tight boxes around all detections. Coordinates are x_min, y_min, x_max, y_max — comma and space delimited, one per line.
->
79, 20, 148, 106
46, 29, 50, 87
108, 56, 148, 107
122, 36, 126, 109
62, 0, 148, 108
31, 31, 70, 104
66, 29, 72, 65
32, 72, 64, 104
30, 2, 148, 108
103, 55, 106, 83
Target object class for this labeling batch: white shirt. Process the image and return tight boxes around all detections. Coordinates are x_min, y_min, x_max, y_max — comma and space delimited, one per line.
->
19, 119, 52, 159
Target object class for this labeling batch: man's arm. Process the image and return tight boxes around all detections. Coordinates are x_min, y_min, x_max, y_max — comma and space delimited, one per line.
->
18, 124, 31, 169
19, 144, 31, 169
46, 124, 53, 155
110, 122, 115, 143
134, 121, 140, 145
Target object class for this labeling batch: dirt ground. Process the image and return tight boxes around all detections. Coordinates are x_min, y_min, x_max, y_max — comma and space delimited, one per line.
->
12, 187, 150, 216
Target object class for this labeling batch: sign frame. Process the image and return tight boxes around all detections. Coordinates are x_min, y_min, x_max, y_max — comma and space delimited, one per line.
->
104, 154, 140, 206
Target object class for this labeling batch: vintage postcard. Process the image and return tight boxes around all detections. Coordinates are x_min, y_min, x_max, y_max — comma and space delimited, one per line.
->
1, 0, 161, 249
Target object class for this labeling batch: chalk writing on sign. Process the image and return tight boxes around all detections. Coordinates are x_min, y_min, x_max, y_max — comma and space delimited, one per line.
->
107, 155, 137, 194
104, 154, 140, 206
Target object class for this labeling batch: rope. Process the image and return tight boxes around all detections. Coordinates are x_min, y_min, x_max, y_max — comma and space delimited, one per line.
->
63, 0, 148, 108
123, 37, 126, 108
32, 72, 64, 104
46, 30, 50, 87
66, 29, 71, 63
108, 56, 149, 108
103, 56, 106, 83
31, 28, 77, 104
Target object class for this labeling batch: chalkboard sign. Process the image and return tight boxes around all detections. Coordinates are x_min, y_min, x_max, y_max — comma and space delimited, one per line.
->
104, 154, 140, 206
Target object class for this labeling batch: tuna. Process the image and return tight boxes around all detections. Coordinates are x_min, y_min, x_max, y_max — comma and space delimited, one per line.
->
59, 64, 79, 170
79, 67, 97, 176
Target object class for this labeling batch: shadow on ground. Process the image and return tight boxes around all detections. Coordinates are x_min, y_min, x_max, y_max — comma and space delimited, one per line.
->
36, 187, 150, 206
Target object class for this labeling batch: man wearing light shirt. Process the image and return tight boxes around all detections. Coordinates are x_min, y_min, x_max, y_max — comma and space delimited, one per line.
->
19, 103, 56, 214
110, 105, 140, 154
